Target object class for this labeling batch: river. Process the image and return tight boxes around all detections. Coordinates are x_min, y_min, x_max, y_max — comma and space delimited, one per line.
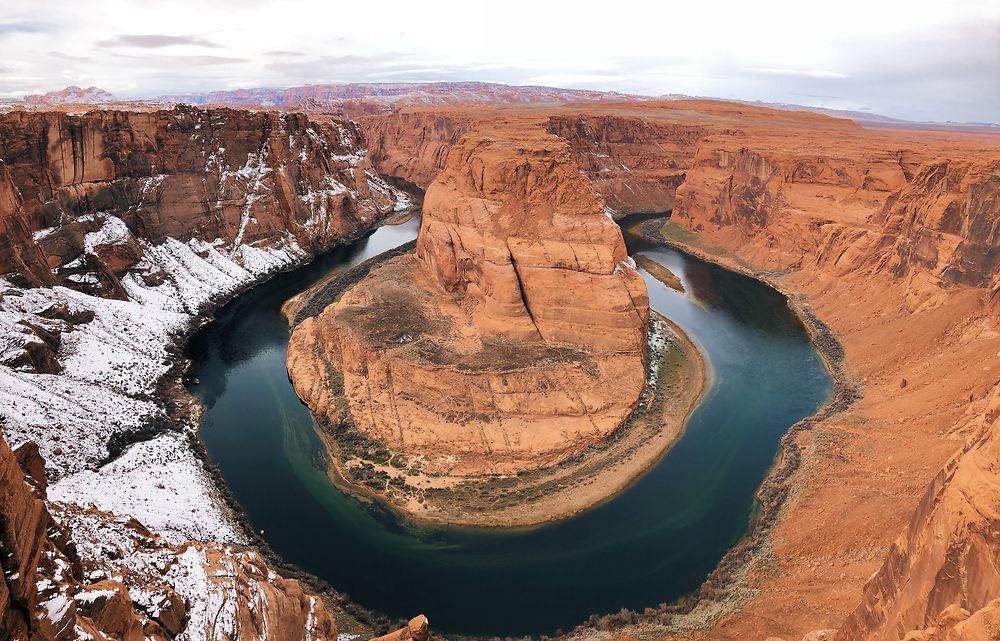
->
186, 215, 832, 637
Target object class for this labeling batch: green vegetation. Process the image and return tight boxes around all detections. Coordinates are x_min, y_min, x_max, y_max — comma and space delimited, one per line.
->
634, 255, 685, 292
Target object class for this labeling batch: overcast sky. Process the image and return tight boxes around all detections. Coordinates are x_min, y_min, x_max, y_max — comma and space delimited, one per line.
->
2, 0, 998, 123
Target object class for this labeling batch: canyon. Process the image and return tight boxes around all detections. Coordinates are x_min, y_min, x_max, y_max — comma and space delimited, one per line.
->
1, 88, 999, 641
356, 100, 1000, 639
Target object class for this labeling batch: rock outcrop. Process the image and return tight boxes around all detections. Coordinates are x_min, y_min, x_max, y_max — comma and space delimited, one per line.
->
23, 86, 116, 105
545, 114, 705, 215
0, 107, 402, 297
356, 100, 1000, 639
289, 127, 648, 479
832, 386, 1000, 641
0, 429, 344, 641
0, 105, 425, 640
360, 111, 474, 192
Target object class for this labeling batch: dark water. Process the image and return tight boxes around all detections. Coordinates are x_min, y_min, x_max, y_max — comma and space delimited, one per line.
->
188, 217, 832, 637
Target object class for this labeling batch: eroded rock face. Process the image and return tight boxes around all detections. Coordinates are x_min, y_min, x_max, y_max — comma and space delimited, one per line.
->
835, 387, 1000, 641
0, 107, 402, 298
0, 430, 343, 641
289, 128, 649, 476
416, 130, 649, 352
858, 160, 1000, 312
360, 110, 475, 191
545, 114, 705, 215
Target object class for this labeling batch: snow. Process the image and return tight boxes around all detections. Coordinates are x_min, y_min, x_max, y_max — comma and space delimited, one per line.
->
83, 215, 132, 256
0, 120, 413, 554
56, 286, 187, 396
50, 432, 243, 545
614, 256, 638, 273
73, 588, 117, 604
42, 594, 72, 622
646, 315, 673, 389
0, 367, 165, 478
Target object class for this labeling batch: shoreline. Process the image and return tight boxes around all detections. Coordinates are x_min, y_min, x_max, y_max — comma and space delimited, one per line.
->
558, 214, 862, 635
303, 309, 708, 530
154, 210, 417, 637
144, 210, 852, 639
284, 229, 711, 529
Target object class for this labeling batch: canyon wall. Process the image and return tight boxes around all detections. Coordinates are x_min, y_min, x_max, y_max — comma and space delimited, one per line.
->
2, 99, 999, 640
834, 387, 1000, 640
0, 431, 339, 641
0, 106, 400, 297
360, 103, 1000, 312
359, 110, 476, 191
545, 114, 705, 215
0, 106, 415, 641
357, 101, 1000, 639
416, 128, 649, 351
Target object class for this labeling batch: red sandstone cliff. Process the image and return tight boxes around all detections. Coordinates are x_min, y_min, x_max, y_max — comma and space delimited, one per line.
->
0, 432, 339, 641
4, 98, 1000, 640
0, 107, 401, 296
834, 387, 1000, 640
356, 101, 1000, 639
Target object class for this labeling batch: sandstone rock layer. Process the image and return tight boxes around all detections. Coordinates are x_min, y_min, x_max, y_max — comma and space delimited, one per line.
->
289, 128, 649, 476
0, 107, 401, 298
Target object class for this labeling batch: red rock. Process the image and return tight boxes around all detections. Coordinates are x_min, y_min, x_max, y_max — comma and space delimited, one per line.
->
288, 126, 648, 483
0, 107, 401, 296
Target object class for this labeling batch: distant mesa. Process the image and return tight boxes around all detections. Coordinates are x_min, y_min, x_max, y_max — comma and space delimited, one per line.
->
24, 86, 116, 105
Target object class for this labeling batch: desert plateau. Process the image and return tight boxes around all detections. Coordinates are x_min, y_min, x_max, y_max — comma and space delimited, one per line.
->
1, 2, 999, 641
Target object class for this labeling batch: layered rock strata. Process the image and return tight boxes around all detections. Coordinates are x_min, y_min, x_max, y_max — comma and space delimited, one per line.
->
835, 387, 1000, 640
0, 106, 402, 299
358, 100, 1000, 639
0, 105, 416, 641
289, 128, 649, 478
0, 431, 339, 641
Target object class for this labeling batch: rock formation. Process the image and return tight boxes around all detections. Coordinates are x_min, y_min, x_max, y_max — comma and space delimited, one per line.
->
288, 127, 649, 478
831, 385, 1000, 641
357, 99, 1000, 639
3, 95, 1000, 640
545, 114, 705, 215
159, 81, 640, 110
23, 86, 116, 105
0, 430, 339, 641
0, 105, 422, 641
0, 107, 402, 297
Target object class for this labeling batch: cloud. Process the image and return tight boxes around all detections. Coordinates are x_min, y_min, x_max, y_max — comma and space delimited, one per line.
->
262, 54, 406, 79
0, 20, 47, 37
0, 0, 995, 122
112, 53, 251, 66
743, 67, 848, 79
48, 51, 94, 62
97, 34, 222, 48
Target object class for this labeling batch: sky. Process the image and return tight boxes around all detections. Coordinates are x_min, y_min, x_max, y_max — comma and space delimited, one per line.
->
1, 0, 998, 123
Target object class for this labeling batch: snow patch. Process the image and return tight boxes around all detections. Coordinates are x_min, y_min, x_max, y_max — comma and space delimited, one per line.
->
49, 432, 243, 545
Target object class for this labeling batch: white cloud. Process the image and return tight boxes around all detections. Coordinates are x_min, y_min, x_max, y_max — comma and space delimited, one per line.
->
744, 68, 848, 79
0, 0, 996, 122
